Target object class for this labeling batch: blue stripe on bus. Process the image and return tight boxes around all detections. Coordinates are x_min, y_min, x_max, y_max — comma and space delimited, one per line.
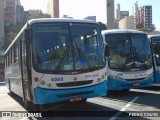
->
154, 71, 160, 84
33, 80, 107, 104
107, 75, 154, 90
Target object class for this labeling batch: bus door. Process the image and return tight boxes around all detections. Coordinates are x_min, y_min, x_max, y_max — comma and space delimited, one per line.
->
20, 35, 32, 101
152, 42, 160, 84
0, 70, 4, 81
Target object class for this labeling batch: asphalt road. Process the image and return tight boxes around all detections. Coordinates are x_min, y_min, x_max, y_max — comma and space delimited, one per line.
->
0, 81, 159, 120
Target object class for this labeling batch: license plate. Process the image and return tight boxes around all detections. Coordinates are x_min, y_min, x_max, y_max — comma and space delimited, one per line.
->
133, 83, 140, 86
69, 98, 82, 102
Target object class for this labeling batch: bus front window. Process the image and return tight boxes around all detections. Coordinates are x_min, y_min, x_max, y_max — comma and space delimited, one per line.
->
106, 33, 152, 70
70, 23, 104, 70
32, 23, 105, 73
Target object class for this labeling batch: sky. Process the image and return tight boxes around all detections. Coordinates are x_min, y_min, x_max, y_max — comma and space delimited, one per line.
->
20, 0, 160, 31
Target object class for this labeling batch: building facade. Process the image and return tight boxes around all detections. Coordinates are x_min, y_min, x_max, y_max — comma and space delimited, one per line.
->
4, 0, 23, 25
116, 3, 129, 21
141, 6, 152, 31
133, 2, 153, 32
120, 11, 129, 20
47, 0, 59, 18
0, 0, 4, 50
84, 16, 96, 21
4, 0, 16, 25
106, 0, 115, 29
16, 5, 24, 23
118, 16, 134, 29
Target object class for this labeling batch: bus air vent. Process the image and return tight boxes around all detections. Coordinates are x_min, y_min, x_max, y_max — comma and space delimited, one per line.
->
125, 78, 145, 81
56, 80, 93, 87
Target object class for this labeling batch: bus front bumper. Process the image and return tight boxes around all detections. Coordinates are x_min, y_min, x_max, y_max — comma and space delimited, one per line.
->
107, 75, 154, 90
33, 80, 107, 104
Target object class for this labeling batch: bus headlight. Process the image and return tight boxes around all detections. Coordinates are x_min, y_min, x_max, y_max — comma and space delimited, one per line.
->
145, 72, 153, 80
105, 72, 107, 76
97, 78, 101, 83
40, 80, 45, 85
47, 83, 52, 87
34, 77, 39, 82
109, 75, 125, 81
101, 75, 105, 79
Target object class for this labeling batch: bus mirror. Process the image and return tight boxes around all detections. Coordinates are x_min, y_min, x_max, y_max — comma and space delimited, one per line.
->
25, 28, 30, 45
153, 54, 159, 58
105, 44, 109, 57
154, 54, 160, 66
152, 42, 157, 45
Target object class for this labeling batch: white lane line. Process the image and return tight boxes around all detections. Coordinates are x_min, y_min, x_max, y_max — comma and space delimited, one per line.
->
88, 98, 139, 111
109, 96, 139, 120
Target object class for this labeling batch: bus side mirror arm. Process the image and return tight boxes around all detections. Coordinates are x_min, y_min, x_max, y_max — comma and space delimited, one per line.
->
104, 42, 109, 57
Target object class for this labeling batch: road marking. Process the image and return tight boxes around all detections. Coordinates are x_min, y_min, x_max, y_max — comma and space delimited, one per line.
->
88, 98, 139, 111
132, 89, 160, 94
109, 96, 139, 120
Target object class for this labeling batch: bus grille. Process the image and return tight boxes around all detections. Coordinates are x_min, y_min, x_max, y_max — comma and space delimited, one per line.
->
125, 78, 146, 81
56, 80, 93, 87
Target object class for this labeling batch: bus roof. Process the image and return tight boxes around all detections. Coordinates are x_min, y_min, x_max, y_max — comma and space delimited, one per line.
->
27, 18, 98, 26
5, 18, 99, 55
148, 34, 160, 38
102, 29, 146, 35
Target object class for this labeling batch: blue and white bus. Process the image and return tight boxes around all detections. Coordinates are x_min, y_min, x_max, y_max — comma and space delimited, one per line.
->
148, 34, 160, 85
0, 50, 5, 81
4, 18, 107, 110
102, 29, 153, 91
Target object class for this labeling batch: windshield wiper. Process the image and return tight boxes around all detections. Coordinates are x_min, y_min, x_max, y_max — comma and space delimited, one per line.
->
55, 47, 71, 70
85, 34, 98, 40
74, 40, 97, 71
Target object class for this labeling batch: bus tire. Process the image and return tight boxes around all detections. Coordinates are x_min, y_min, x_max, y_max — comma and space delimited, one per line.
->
121, 89, 130, 92
8, 80, 13, 95
25, 101, 39, 111
79, 98, 87, 103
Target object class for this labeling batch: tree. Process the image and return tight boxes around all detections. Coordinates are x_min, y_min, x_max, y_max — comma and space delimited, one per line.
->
28, 13, 51, 20
138, 28, 145, 32
5, 32, 17, 49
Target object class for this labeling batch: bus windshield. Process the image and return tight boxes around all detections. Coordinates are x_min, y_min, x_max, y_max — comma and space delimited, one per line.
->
32, 23, 105, 73
106, 33, 152, 71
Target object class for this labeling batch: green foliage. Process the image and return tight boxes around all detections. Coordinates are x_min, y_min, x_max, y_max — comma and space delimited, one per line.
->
5, 32, 17, 49
28, 13, 51, 20
138, 28, 145, 32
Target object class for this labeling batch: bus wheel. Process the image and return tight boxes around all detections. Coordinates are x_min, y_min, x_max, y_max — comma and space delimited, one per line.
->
79, 98, 87, 103
121, 89, 130, 92
25, 101, 39, 111
8, 79, 13, 95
